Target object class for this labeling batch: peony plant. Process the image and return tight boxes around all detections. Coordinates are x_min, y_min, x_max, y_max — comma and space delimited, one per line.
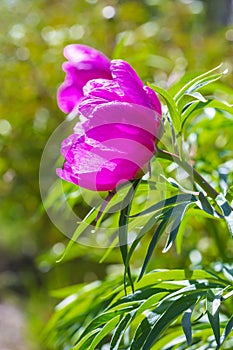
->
43, 44, 233, 350
56, 45, 162, 191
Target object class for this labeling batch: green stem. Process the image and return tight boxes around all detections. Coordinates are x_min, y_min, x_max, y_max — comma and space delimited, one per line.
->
156, 148, 219, 200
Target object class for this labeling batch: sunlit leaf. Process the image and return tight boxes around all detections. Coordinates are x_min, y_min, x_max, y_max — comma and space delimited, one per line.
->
197, 192, 223, 219
56, 207, 98, 262
163, 202, 193, 253
185, 91, 208, 103
88, 315, 121, 350
131, 193, 197, 217
141, 292, 201, 349
148, 83, 181, 133
110, 312, 135, 349
217, 316, 233, 350
207, 289, 222, 346
181, 99, 233, 129
138, 220, 168, 280
215, 193, 233, 237
174, 64, 224, 102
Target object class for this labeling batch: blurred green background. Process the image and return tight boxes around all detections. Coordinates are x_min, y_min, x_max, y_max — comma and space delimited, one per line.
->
0, 0, 233, 348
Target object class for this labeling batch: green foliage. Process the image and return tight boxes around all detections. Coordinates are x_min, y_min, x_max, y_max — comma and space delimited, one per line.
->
54, 65, 233, 286
45, 60, 233, 350
45, 268, 233, 350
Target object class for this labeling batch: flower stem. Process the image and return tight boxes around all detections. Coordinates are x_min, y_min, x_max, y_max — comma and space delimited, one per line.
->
156, 148, 219, 199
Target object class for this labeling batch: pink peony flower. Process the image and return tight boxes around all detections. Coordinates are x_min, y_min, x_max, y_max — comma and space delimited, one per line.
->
57, 48, 162, 191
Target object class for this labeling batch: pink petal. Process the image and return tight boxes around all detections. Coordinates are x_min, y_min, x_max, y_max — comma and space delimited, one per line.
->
57, 83, 83, 114
57, 135, 154, 191
57, 45, 112, 113
64, 44, 111, 71
82, 79, 125, 100
143, 86, 162, 116
110, 60, 151, 107
82, 102, 161, 139
78, 79, 131, 117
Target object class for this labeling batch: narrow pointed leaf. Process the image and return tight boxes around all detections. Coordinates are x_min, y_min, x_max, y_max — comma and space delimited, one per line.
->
110, 312, 135, 350
182, 99, 233, 130
72, 329, 99, 350
131, 193, 197, 217
185, 73, 223, 94
57, 207, 98, 262
182, 305, 194, 345
206, 290, 221, 346
217, 316, 233, 350
119, 179, 140, 292
138, 220, 169, 280
222, 266, 233, 283
141, 293, 200, 350
174, 64, 223, 102
88, 315, 121, 350
215, 193, 233, 237
130, 311, 158, 350
148, 83, 181, 132
197, 192, 223, 218
163, 202, 191, 253
185, 91, 207, 102
134, 292, 169, 319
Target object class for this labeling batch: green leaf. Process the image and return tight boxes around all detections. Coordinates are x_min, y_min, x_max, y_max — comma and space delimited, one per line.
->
95, 182, 131, 228
124, 195, 193, 277
148, 83, 181, 133
125, 195, 185, 274
222, 266, 233, 283
226, 185, 233, 203
130, 311, 158, 350
73, 309, 127, 347
151, 328, 186, 349
160, 175, 197, 194
181, 99, 233, 130
109, 300, 141, 313
131, 193, 197, 217
174, 64, 224, 102
141, 293, 200, 350
72, 329, 99, 350
136, 269, 223, 289
134, 292, 169, 319
185, 91, 208, 103
222, 288, 233, 301
88, 315, 121, 350
206, 99, 233, 116
110, 312, 135, 349
185, 73, 223, 94
197, 192, 223, 219
217, 316, 233, 350
138, 201, 194, 280
215, 193, 233, 237
138, 220, 168, 280
207, 289, 222, 346
163, 202, 192, 253
119, 179, 141, 293
182, 305, 194, 345
56, 207, 98, 262
123, 234, 145, 288
99, 236, 118, 263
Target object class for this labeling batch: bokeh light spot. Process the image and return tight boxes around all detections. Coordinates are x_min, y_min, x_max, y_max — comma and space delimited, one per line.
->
102, 6, 116, 19
0, 119, 12, 136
